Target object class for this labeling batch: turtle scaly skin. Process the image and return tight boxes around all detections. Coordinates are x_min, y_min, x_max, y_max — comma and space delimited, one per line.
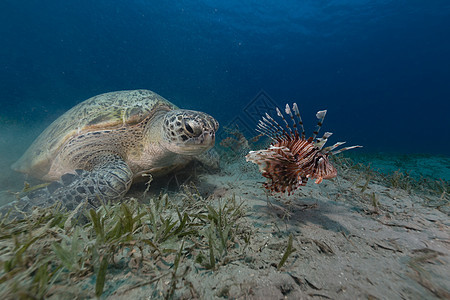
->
2, 90, 218, 219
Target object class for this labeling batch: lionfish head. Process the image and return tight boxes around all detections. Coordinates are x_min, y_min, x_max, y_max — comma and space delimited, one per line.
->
307, 152, 337, 184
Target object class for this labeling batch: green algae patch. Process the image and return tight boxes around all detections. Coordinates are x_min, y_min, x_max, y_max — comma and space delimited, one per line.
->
0, 186, 250, 299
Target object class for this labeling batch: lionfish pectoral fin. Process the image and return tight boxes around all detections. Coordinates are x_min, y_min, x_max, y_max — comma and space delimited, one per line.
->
315, 177, 323, 184
322, 141, 346, 153
331, 145, 363, 155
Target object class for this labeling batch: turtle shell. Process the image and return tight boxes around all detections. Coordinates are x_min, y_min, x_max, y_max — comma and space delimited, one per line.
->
12, 90, 177, 178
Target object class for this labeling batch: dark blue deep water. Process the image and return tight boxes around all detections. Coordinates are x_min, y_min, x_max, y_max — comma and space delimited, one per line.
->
1, 0, 450, 155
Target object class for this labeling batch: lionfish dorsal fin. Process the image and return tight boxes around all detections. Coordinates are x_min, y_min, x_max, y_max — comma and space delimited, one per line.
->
315, 132, 333, 149
256, 117, 279, 141
310, 110, 327, 142
276, 107, 294, 138
255, 112, 288, 141
291, 103, 305, 139
285, 104, 299, 138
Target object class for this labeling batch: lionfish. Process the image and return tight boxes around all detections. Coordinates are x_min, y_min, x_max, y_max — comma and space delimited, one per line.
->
246, 103, 361, 195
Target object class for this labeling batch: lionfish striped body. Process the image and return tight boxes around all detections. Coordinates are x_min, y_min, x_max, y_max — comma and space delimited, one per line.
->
246, 103, 361, 195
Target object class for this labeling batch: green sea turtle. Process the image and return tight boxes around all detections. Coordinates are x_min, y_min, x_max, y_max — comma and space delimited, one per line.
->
3, 89, 218, 216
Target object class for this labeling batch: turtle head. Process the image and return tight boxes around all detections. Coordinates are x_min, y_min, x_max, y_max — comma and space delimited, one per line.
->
161, 109, 218, 155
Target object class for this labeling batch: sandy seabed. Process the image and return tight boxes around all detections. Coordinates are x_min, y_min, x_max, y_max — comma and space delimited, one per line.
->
130, 156, 448, 300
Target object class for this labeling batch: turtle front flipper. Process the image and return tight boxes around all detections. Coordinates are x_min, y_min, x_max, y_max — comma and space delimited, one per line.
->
1, 155, 133, 220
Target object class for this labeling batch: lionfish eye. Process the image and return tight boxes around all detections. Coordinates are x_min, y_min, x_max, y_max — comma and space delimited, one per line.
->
314, 156, 325, 165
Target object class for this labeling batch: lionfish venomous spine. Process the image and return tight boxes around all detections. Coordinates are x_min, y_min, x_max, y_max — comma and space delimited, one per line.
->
246, 103, 361, 195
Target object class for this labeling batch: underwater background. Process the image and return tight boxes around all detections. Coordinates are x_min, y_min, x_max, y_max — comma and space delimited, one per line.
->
0, 0, 449, 183
1, 2, 450, 298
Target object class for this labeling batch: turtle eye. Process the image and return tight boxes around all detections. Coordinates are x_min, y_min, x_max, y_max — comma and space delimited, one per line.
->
185, 122, 194, 134
183, 120, 202, 137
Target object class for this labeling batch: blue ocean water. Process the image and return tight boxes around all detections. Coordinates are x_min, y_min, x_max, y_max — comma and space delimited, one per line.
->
1, 0, 449, 157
